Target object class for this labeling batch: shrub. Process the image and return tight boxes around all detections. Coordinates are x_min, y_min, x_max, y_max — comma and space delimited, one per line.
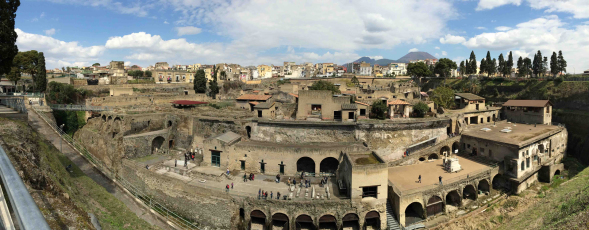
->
413, 102, 429, 118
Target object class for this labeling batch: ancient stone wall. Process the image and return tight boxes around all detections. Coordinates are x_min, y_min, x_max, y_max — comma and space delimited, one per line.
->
252, 121, 357, 143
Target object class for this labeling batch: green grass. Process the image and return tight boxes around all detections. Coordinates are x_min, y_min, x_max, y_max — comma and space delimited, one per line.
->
3, 118, 159, 230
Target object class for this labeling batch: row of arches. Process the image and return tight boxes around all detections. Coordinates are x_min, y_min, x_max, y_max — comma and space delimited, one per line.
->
416, 142, 461, 163
403, 179, 491, 226
248, 210, 379, 230
296, 157, 339, 174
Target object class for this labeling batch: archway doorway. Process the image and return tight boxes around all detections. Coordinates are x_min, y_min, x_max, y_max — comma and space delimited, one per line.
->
440, 146, 450, 157
297, 157, 315, 175
169, 139, 174, 149
319, 157, 338, 175
271, 213, 289, 230
446, 190, 461, 207
492, 174, 508, 191
318, 215, 337, 230
342, 213, 359, 229
419, 157, 426, 162
426, 196, 444, 217
428, 154, 438, 160
250, 210, 266, 230
452, 142, 460, 154
404, 203, 424, 226
167, 120, 172, 127
463, 185, 477, 200
478, 180, 490, 193
295, 214, 314, 230
246, 126, 252, 139
152, 136, 165, 154
493, 114, 496, 121
365, 211, 380, 229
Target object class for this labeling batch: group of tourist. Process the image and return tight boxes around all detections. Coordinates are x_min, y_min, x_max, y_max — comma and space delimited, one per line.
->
286, 177, 312, 188
416, 175, 443, 185
243, 173, 255, 182
258, 189, 282, 200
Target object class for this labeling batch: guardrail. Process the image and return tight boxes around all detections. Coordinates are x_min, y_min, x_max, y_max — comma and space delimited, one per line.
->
49, 104, 111, 111
0, 145, 50, 229
32, 107, 199, 230
0, 98, 27, 113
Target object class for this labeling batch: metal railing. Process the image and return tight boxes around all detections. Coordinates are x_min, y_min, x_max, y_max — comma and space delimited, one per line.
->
49, 104, 111, 111
32, 107, 199, 229
0, 146, 50, 229
0, 98, 27, 113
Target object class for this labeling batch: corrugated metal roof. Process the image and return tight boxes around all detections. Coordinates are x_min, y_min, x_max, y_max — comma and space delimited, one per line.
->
503, 100, 551, 107
236, 94, 272, 101
455, 93, 485, 101
341, 104, 357, 110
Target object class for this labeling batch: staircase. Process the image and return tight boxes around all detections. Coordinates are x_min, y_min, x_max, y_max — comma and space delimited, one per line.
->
386, 201, 403, 230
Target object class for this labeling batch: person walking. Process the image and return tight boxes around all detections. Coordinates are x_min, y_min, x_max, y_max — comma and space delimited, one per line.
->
244, 173, 247, 182
439, 176, 443, 185
287, 178, 291, 186
226, 184, 229, 192
231, 182, 234, 189
277, 192, 281, 200
258, 189, 261, 199
293, 179, 296, 188
175, 159, 177, 167
270, 191, 273, 199
418, 175, 421, 183
226, 168, 230, 175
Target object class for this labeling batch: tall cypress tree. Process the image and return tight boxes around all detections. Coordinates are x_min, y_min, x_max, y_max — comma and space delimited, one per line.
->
557, 50, 567, 75
523, 57, 532, 78
490, 58, 497, 77
517, 56, 524, 77
36, 52, 46, 92
465, 60, 470, 75
498, 53, 505, 77
459, 61, 465, 77
506, 51, 513, 77
193, 69, 207, 93
468, 51, 477, 75
0, 0, 20, 76
484, 51, 492, 77
209, 65, 220, 99
480, 58, 486, 76
532, 50, 542, 77
550, 52, 558, 77
541, 56, 548, 78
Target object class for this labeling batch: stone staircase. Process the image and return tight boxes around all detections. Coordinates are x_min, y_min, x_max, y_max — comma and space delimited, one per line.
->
386, 201, 403, 230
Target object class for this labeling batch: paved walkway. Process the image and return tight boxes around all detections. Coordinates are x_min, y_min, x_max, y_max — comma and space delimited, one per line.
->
27, 109, 170, 229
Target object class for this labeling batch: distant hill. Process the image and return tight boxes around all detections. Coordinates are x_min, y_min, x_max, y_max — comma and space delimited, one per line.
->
343, 52, 437, 66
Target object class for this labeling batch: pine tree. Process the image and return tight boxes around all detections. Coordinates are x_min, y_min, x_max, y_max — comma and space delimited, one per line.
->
193, 69, 207, 93
532, 50, 542, 77
459, 61, 465, 77
498, 53, 505, 77
209, 65, 220, 99
485, 51, 492, 77
465, 60, 470, 75
36, 52, 46, 92
523, 57, 532, 78
557, 50, 567, 75
480, 58, 486, 76
0, 0, 20, 76
506, 51, 513, 77
517, 57, 524, 77
469, 51, 477, 75
490, 58, 497, 77
550, 52, 558, 77
541, 56, 548, 78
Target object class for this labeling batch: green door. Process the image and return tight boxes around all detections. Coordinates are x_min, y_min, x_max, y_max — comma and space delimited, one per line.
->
211, 151, 220, 167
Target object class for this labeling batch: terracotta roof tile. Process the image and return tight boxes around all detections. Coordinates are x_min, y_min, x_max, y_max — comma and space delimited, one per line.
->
503, 100, 551, 107
288, 93, 299, 98
355, 101, 370, 106
388, 99, 410, 105
237, 94, 272, 101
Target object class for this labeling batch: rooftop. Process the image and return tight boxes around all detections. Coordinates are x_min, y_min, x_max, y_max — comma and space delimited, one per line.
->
254, 101, 275, 109
213, 131, 242, 145
455, 93, 485, 101
236, 94, 272, 101
170, 100, 208, 105
503, 100, 552, 107
462, 122, 563, 147
388, 99, 410, 105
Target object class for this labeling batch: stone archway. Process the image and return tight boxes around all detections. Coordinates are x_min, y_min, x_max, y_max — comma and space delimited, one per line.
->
250, 210, 267, 230
426, 196, 444, 217
478, 179, 490, 193
404, 203, 424, 226
440, 146, 450, 157
365, 211, 381, 229
246, 126, 252, 139
152, 136, 165, 154
452, 142, 460, 154
295, 214, 315, 230
428, 154, 439, 160
463, 184, 477, 200
492, 174, 508, 191
318, 215, 337, 230
419, 157, 426, 162
446, 190, 461, 207
297, 157, 315, 175
554, 169, 561, 177
271, 213, 289, 230
342, 213, 359, 229
319, 157, 338, 174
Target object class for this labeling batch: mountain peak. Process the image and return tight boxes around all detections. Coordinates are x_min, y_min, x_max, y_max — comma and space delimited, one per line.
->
345, 51, 436, 66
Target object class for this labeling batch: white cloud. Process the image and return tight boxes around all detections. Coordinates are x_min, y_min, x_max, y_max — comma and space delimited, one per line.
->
476, 0, 522, 11
175, 26, 202, 36
40, 12, 45, 18
476, 27, 487, 30
124, 61, 131, 66
15, 28, 105, 69
529, 0, 589, 19
164, 20, 169, 24
442, 51, 447, 56
452, 56, 465, 64
439, 34, 466, 44
495, 26, 512, 31
409, 48, 419, 52
435, 53, 440, 56
459, 15, 589, 74
44, 28, 56, 36
43, 0, 152, 17
369, 56, 384, 60
435, 46, 440, 49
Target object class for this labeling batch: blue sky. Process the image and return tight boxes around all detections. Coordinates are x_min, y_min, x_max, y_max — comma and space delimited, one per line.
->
14, 0, 589, 72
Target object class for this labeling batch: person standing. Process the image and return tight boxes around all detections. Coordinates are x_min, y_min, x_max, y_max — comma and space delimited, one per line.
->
439, 176, 443, 185
418, 175, 421, 183
244, 173, 247, 182
258, 189, 261, 199
270, 191, 273, 199
231, 182, 234, 189
293, 179, 296, 188
277, 192, 281, 200
226, 184, 229, 192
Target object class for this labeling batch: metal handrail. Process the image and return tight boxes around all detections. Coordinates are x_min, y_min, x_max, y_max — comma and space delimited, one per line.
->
32, 107, 199, 229
0, 98, 27, 113
0, 146, 50, 229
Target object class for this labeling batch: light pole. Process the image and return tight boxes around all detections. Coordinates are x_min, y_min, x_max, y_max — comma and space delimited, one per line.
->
59, 124, 65, 152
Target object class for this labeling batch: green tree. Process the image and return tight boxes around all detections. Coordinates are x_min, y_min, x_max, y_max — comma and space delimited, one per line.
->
92, 63, 100, 66
484, 51, 492, 77
145, 70, 152, 78
220, 71, 226, 80
193, 69, 207, 93
308, 80, 341, 94
479, 58, 486, 76
557, 50, 567, 75
489, 58, 497, 77
517, 56, 524, 77
434, 58, 457, 79
0, 0, 20, 76
209, 65, 220, 99
66, 66, 71, 74
407, 62, 432, 78
541, 56, 548, 77
432, 86, 454, 109
370, 100, 387, 120
523, 57, 532, 78
468, 51, 477, 74
413, 101, 429, 118
465, 60, 470, 75
6, 66, 20, 85
36, 52, 46, 92
506, 51, 513, 77
498, 53, 505, 77
351, 75, 359, 85
550, 52, 558, 76
459, 61, 465, 77
532, 50, 542, 77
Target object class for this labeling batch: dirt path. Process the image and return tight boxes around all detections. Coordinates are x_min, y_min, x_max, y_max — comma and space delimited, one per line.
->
27, 110, 171, 230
